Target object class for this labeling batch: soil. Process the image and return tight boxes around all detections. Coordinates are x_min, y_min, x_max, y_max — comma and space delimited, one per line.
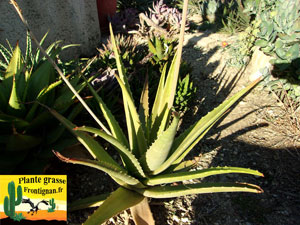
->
46, 30, 300, 225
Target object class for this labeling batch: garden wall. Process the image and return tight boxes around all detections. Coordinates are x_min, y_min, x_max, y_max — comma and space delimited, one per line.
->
0, 0, 101, 59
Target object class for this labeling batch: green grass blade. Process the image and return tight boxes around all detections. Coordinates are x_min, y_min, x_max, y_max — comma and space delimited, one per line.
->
145, 167, 264, 186
54, 151, 141, 186
138, 182, 263, 198
84, 187, 144, 225
5, 39, 13, 54
68, 193, 110, 212
49, 109, 120, 168
154, 78, 262, 175
75, 126, 146, 178
141, 112, 180, 172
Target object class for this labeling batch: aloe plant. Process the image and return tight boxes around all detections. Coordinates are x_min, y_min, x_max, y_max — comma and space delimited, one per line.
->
11, 0, 263, 223
0, 32, 91, 173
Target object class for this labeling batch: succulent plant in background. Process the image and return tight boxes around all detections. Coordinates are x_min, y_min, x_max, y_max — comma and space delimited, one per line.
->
226, 19, 261, 68
43, 0, 263, 221
205, 0, 219, 23
148, 36, 176, 67
221, 0, 252, 35
175, 73, 197, 113
176, 0, 205, 17
0, 32, 90, 174
254, 0, 300, 110
137, 0, 189, 39
91, 34, 147, 98
255, 0, 300, 65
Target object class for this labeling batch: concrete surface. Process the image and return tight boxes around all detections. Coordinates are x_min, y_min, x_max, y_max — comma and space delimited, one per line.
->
0, 0, 101, 60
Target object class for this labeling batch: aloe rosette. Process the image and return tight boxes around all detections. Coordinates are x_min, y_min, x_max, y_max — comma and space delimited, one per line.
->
13, 0, 265, 223
51, 25, 263, 225
0, 32, 90, 173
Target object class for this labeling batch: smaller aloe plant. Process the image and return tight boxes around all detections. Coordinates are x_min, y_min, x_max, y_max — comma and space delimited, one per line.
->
0, 32, 90, 173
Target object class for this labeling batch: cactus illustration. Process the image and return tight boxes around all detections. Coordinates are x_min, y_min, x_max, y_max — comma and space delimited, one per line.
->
48, 198, 56, 212
3, 181, 23, 219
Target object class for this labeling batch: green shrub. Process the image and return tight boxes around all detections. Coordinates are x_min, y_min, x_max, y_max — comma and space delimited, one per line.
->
225, 19, 261, 67
254, 0, 300, 106
221, 0, 252, 34
0, 32, 88, 174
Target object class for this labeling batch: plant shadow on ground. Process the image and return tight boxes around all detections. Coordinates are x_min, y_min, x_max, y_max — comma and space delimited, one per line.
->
176, 34, 300, 225
190, 137, 300, 225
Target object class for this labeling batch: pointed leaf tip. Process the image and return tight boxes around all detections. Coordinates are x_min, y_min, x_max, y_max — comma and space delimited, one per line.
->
52, 150, 70, 162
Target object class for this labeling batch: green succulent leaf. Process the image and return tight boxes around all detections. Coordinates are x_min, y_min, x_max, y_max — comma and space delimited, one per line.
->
139, 73, 150, 140
150, 63, 168, 141
35, 31, 49, 63
5, 42, 23, 80
75, 126, 146, 178
285, 43, 299, 60
27, 59, 55, 101
0, 113, 29, 130
84, 187, 144, 225
0, 43, 12, 65
141, 112, 180, 172
68, 193, 110, 212
145, 167, 264, 186
53, 152, 141, 186
6, 133, 42, 151
49, 109, 120, 168
153, 77, 262, 175
110, 24, 147, 157
138, 182, 263, 198
82, 74, 128, 147
114, 74, 147, 156
255, 39, 268, 48
7, 75, 25, 117
0, 43, 24, 105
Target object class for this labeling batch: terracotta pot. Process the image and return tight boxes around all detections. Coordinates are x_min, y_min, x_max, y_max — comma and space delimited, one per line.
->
97, 0, 117, 33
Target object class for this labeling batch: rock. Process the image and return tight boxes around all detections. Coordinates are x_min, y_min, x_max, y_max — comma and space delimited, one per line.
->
244, 47, 274, 82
